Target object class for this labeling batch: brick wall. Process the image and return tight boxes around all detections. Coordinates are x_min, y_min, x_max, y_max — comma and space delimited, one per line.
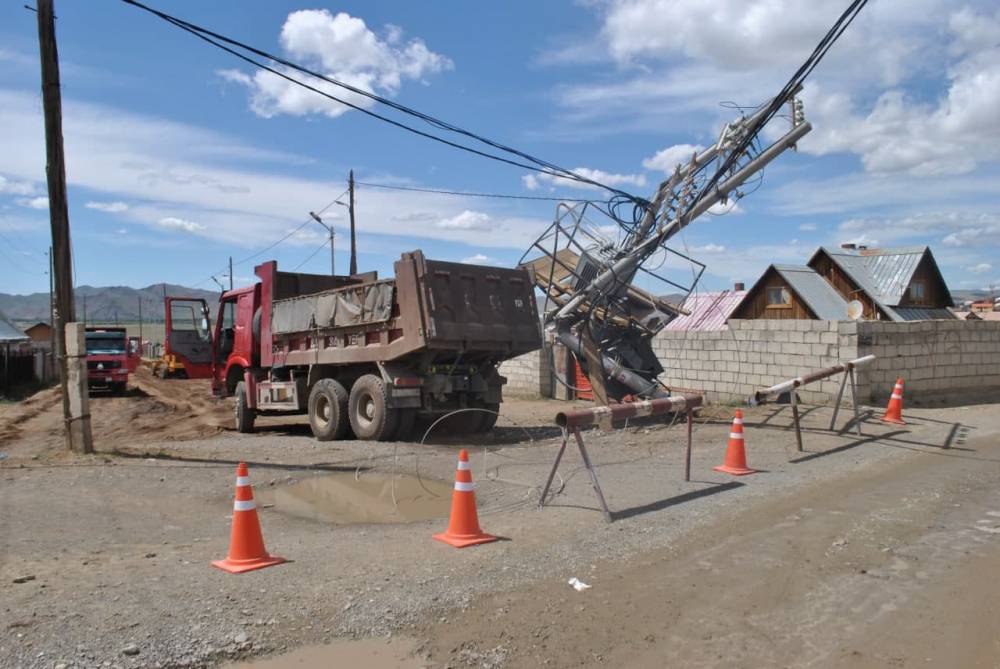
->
856, 320, 1000, 404
654, 319, 1000, 406
495, 320, 1000, 406
653, 320, 853, 405
499, 347, 552, 398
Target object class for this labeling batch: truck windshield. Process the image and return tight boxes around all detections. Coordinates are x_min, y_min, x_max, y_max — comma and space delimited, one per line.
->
86, 334, 126, 355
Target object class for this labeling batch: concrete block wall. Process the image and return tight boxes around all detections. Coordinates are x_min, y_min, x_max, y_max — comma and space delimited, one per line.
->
855, 320, 1000, 404
653, 320, 855, 404
499, 347, 552, 398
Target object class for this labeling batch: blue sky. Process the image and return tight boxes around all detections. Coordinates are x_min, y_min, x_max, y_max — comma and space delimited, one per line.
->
1, 0, 999, 296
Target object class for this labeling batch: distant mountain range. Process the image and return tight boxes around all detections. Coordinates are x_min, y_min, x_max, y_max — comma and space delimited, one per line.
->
0, 284, 220, 323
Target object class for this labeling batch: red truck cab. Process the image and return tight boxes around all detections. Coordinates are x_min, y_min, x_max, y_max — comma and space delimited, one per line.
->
85, 327, 130, 395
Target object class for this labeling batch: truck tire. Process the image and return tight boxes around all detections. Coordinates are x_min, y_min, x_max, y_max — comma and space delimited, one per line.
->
476, 403, 500, 433
308, 378, 349, 442
348, 374, 399, 441
234, 381, 256, 434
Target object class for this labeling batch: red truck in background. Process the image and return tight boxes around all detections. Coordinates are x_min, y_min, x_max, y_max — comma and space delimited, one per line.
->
85, 327, 132, 395
155, 296, 214, 379
210, 251, 541, 441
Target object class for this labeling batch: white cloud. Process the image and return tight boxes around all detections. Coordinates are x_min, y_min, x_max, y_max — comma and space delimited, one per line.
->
693, 243, 726, 254
521, 167, 646, 192
839, 211, 1000, 248
157, 217, 205, 233
706, 201, 743, 216
969, 262, 992, 274
221, 10, 452, 119
642, 144, 704, 173
461, 253, 499, 265
85, 201, 129, 213
17, 196, 48, 210
0, 174, 35, 196
799, 8, 1000, 177
602, 0, 845, 69
799, 223, 818, 231
0, 89, 548, 250
435, 210, 492, 231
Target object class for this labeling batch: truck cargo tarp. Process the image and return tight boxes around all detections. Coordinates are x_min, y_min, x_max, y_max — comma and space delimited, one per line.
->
271, 281, 395, 334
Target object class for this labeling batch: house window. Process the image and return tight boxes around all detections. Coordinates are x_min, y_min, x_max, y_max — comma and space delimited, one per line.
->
766, 286, 790, 306
909, 281, 926, 303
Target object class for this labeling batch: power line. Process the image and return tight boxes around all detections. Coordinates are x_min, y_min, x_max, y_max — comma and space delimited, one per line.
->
190, 189, 348, 288
119, 0, 639, 201
354, 180, 594, 202
292, 238, 330, 272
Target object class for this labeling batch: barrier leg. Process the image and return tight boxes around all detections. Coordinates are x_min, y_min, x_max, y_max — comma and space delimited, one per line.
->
849, 367, 862, 437
791, 389, 804, 453
685, 408, 693, 482
573, 427, 613, 523
539, 429, 569, 507
830, 369, 849, 431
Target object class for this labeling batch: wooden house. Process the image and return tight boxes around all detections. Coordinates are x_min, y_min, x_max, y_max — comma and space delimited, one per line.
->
807, 245, 954, 321
730, 265, 848, 320
731, 245, 955, 322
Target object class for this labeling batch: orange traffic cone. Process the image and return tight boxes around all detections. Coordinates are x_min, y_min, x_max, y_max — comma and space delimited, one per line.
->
433, 449, 497, 548
881, 377, 906, 425
713, 409, 757, 476
212, 462, 286, 574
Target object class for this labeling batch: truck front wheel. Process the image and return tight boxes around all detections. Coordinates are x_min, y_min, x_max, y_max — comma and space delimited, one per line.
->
308, 378, 350, 441
234, 381, 256, 434
348, 374, 399, 441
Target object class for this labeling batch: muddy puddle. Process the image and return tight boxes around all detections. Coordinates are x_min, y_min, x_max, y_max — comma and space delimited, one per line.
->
259, 471, 452, 525
223, 637, 429, 668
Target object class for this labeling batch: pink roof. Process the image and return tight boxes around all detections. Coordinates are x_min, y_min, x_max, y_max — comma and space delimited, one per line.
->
664, 290, 747, 331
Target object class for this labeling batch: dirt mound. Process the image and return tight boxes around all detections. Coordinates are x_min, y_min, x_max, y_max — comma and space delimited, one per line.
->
0, 367, 231, 462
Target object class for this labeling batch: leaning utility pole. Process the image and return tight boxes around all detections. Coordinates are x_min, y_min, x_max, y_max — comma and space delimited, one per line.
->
37, 0, 92, 453
228, 256, 234, 290
348, 170, 357, 275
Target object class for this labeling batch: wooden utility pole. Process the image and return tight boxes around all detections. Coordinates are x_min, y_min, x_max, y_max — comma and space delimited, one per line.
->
229, 256, 234, 290
138, 296, 143, 350
37, 0, 92, 453
348, 170, 357, 275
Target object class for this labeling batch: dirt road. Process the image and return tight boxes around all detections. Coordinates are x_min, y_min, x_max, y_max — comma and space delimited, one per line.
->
415, 428, 1000, 668
1, 381, 997, 668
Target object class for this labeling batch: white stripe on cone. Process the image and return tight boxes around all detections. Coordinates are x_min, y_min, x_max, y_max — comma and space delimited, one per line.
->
733, 418, 744, 425
234, 499, 256, 511
454, 481, 475, 492
730, 432, 744, 440
236, 476, 251, 487
456, 461, 471, 471
891, 393, 902, 400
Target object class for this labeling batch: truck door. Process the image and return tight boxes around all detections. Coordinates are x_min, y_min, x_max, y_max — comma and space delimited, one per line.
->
165, 297, 212, 366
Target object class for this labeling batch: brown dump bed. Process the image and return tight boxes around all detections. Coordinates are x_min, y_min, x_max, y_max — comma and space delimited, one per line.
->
402, 252, 541, 355
269, 250, 541, 367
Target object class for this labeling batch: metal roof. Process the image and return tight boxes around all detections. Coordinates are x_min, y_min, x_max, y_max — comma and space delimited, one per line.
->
772, 265, 849, 320
890, 307, 958, 321
664, 290, 747, 331
0, 310, 29, 343
819, 246, 927, 307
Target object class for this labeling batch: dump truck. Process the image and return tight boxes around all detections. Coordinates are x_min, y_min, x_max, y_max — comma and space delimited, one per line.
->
211, 250, 542, 441
85, 326, 131, 395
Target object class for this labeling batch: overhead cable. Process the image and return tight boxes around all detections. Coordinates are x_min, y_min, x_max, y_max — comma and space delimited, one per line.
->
119, 0, 637, 200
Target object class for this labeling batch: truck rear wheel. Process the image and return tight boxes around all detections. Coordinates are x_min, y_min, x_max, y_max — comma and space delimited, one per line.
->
308, 378, 349, 442
234, 381, 256, 434
348, 374, 398, 441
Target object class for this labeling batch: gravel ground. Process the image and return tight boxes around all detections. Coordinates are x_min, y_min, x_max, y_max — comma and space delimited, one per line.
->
0, 388, 988, 669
